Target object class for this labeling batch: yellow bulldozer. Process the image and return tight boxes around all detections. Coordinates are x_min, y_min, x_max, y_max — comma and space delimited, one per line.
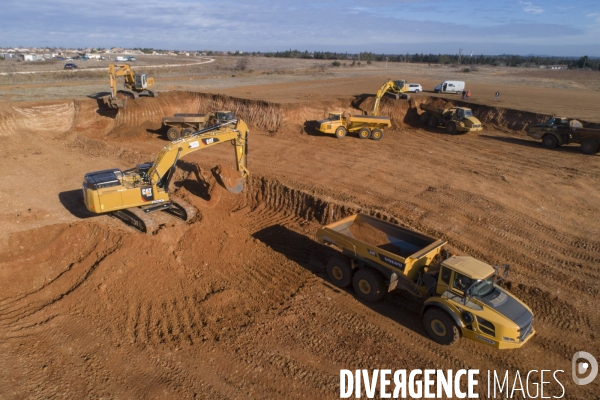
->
101, 63, 157, 110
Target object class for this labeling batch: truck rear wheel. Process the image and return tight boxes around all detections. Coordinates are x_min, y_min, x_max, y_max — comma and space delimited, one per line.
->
427, 116, 437, 128
181, 128, 195, 137
335, 127, 347, 139
423, 308, 460, 345
358, 128, 371, 139
581, 140, 599, 155
326, 256, 353, 288
542, 134, 558, 149
371, 129, 384, 141
446, 122, 458, 135
352, 268, 385, 302
167, 127, 180, 141
420, 112, 429, 124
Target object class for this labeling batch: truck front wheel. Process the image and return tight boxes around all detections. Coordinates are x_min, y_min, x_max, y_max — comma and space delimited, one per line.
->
326, 256, 354, 288
167, 127, 180, 141
542, 134, 558, 149
423, 308, 460, 345
352, 268, 385, 302
581, 140, 599, 155
335, 127, 347, 139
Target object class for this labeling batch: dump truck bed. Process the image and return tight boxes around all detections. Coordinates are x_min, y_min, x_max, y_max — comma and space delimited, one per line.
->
316, 213, 446, 280
347, 114, 391, 126
162, 114, 207, 124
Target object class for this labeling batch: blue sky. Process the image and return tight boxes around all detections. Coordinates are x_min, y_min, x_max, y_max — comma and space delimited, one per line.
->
1, 0, 599, 56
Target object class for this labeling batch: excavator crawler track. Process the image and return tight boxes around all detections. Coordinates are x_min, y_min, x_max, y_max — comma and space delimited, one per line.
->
112, 208, 157, 234
163, 197, 198, 223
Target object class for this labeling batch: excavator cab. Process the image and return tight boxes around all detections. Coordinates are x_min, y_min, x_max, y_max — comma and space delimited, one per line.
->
134, 74, 148, 90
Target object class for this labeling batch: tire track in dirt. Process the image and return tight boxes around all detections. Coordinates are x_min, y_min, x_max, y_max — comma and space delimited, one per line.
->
0, 224, 122, 338
412, 186, 600, 296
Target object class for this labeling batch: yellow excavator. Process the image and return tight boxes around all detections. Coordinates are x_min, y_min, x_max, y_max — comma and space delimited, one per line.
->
102, 63, 157, 110
373, 80, 410, 116
82, 119, 249, 232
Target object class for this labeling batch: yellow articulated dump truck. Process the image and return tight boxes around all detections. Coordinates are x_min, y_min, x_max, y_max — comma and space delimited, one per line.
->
419, 103, 483, 134
316, 213, 534, 349
316, 112, 392, 140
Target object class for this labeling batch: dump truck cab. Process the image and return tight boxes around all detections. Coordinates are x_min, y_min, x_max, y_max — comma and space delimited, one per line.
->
424, 256, 535, 349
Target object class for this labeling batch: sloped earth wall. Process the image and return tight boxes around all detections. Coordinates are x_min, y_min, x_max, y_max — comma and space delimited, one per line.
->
0, 90, 579, 141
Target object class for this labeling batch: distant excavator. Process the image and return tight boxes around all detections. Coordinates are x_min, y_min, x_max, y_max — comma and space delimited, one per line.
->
101, 63, 157, 110
373, 80, 410, 116
82, 119, 249, 233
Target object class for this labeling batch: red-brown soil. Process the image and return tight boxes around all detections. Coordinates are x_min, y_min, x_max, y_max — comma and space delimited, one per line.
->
0, 75, 599, 399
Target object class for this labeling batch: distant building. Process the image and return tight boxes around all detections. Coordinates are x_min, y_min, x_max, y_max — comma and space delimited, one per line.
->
19, 54, 44, 61
550, 65, 568, 70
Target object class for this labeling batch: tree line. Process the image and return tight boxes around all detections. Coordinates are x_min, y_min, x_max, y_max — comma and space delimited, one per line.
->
241, 49, 600, 70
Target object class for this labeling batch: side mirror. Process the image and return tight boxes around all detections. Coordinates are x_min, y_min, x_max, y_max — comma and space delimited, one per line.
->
464, 286, 473, 305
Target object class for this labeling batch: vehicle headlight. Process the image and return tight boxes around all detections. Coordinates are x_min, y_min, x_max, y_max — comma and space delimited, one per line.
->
502, 336, 516, 342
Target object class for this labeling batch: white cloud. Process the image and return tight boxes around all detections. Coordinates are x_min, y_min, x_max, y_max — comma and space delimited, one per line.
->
521, 1, 544, 14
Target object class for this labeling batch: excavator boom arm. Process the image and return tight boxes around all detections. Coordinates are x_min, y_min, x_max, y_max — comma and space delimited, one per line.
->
373, 80, 409, 115
147, 119, 249, 187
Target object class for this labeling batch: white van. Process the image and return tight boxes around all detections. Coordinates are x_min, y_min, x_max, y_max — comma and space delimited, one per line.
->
115, 56, 128, 62
434, 81, 465, 94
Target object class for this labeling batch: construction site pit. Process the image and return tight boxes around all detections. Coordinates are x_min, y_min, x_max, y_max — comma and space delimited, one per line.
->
0, 90, 599, 398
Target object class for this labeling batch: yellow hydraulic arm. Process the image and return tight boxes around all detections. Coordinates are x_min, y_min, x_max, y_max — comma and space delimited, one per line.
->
147, 119, 249, 192
373, 80, 409, 116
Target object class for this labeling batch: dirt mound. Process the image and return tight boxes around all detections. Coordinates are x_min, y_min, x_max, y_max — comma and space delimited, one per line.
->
425, 97, 455, 109
348, 219, 390, 246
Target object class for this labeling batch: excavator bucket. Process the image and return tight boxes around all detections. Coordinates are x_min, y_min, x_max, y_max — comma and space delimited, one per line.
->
214, 165, 246, 194
102, 96, 127, 110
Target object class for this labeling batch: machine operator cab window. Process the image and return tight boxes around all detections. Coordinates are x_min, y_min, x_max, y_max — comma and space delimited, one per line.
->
544, 117, 556, 127
451, 271, 495, 300
135, 74, 147, 89
328, 113, 341, 121
215, 112, 235, 124
456, 109, 465, 120
452, 272, 473, 295
436, 266, 453, 294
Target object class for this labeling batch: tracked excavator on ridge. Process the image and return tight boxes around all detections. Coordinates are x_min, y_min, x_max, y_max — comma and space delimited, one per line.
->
373, 80, 410, 116
101, 63, 157, 110
82, 119, 249, 233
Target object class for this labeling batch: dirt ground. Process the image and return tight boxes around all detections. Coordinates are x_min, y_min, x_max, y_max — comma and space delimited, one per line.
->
0, 59, 599, 399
